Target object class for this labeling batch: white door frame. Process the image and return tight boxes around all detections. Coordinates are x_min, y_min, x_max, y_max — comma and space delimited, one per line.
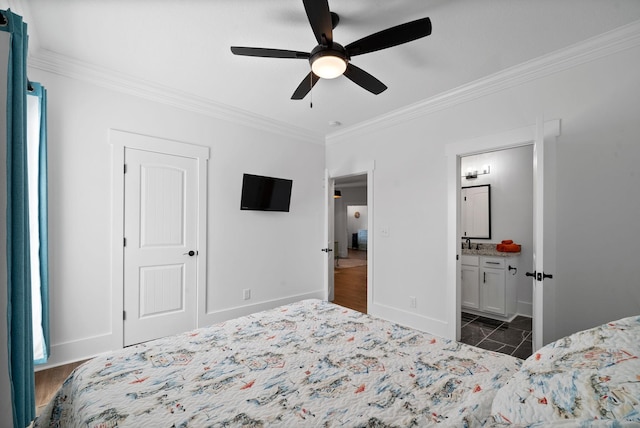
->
445, 120, 560, 347
110, 129, 209, 349
325, 161, 374, 310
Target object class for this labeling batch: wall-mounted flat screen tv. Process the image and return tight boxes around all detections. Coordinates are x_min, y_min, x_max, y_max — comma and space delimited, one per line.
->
240, 173, 293, 212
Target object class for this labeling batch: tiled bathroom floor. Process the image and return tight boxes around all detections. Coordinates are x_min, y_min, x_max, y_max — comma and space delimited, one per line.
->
460, 312, 533, 359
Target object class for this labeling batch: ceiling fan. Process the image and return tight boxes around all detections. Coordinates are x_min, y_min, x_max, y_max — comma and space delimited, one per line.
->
230, 0, 432, 100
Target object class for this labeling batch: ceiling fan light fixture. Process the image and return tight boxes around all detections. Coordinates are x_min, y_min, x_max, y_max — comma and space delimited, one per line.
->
311, 54, 347, 79
310, 44, 348, 79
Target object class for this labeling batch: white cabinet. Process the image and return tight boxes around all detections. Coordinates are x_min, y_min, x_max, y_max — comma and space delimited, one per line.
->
461, 255, 479, 309
461, 255, 518, 321
481, 258, 507, 316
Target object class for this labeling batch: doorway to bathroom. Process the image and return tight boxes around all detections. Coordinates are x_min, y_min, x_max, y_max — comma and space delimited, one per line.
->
459, 146, 534, 358
447, 120, 560, 352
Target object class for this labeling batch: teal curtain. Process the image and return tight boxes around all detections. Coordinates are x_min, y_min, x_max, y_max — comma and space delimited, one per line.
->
1, 9, 35, 427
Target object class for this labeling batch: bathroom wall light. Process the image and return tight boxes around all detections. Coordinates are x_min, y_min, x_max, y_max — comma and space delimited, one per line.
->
464, 164, 491, 180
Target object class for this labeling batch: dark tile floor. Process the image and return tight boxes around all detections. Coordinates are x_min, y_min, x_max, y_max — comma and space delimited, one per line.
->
460, 312, 533, 359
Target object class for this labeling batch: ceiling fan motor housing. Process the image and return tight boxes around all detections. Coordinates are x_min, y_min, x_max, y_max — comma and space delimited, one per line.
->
310, 43, 349, 78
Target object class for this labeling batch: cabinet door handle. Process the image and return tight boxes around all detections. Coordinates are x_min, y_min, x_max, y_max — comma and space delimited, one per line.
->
486, 261, 500, 265
483, 272, 486, 283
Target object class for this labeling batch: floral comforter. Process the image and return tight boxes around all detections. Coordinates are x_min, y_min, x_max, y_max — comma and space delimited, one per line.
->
491, 315, 640, 427
35, 299, 520, 427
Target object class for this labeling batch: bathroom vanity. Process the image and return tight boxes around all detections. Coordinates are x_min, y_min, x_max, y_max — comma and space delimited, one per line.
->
461, 245, 519, 322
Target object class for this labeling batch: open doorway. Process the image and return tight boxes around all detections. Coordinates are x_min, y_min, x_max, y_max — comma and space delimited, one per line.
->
458, 146, 534, 359
446, 119, 560, 353
332, 174, 368, 313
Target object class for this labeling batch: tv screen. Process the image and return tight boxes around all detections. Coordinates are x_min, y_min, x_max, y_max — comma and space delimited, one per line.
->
240, 173, 292, 212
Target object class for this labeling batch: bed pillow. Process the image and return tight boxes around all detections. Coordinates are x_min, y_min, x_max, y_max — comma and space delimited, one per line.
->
490, 315, 640, 426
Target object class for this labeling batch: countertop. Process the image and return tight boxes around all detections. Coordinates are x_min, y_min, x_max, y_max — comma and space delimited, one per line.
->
461, 243, 520, 257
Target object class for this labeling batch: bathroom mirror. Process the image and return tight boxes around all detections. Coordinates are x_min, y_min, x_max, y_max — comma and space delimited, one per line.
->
461, 184, 491, 239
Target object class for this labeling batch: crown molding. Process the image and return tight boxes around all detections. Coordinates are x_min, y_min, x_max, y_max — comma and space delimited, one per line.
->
25, 18, 640, 147
326, 19, 640, 144
27, 50, 325, 145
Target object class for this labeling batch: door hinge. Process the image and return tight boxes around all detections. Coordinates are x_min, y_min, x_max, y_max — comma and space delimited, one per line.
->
123, 310, 126, 321
123, 237, 126, 247
124, 164, 127, 174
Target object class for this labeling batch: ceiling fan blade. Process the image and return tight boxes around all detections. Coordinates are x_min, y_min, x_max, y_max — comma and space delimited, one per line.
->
291, 71, 320, 100
345, 17, 432, 57
231, 46, 310, 59
343, 64, 387, 95
303, 0, 333, 45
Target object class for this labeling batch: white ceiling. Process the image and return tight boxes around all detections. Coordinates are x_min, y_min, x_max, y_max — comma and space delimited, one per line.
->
20, 0, 640, 139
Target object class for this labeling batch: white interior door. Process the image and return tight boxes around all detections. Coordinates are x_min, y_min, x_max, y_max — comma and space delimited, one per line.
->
324, 170, 335, 301
532, 118, 558, 350
123, 148, 198, 346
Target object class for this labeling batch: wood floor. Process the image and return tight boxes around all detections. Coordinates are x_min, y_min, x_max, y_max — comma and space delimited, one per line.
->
332, 249, 367, 313
35, 360, 87, 413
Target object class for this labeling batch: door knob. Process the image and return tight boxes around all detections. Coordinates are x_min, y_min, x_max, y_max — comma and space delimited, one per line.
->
184, 250, 197, 256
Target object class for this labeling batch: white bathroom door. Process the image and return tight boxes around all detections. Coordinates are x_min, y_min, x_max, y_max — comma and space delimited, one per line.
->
123, 147, 198, 346
532, 119, 558, 350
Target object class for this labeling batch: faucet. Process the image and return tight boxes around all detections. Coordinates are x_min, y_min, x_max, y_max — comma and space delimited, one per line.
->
465, 238, 471, 249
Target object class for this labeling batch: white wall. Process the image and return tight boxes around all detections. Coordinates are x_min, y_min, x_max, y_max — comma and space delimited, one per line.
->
0, 29, 15, 426
461, 146, 534, 316
327, 41, 640, 342
28, 68, 326, 368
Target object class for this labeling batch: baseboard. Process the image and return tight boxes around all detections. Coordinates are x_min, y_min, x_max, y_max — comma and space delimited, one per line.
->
35, 332, 114, 371
517, 300, 533, 317
368, 302, 450, 339
199, 291, 325, 326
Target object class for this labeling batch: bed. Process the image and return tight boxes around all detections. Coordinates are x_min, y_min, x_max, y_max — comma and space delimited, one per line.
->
34, 300, 640, 427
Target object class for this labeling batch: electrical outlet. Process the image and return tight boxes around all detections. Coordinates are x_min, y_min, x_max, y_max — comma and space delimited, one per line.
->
243, 289, 251, 300
410, 296, 417, 309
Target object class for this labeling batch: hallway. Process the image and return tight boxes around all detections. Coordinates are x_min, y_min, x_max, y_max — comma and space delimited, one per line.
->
332, 249, 367, 313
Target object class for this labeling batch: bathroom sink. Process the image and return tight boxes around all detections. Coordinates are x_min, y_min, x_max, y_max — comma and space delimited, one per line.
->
461, 247, 484, 255
461, 244, 520, 257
